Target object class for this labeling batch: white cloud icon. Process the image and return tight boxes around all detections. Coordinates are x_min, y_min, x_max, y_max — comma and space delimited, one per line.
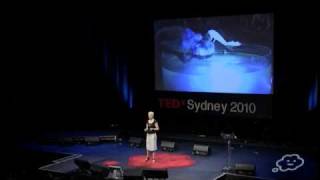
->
276, 154, 304, 172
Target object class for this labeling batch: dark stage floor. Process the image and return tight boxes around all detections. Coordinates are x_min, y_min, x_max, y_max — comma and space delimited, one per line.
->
17, 132, 319, 180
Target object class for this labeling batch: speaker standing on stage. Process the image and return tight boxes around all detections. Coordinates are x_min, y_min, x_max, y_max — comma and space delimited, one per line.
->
144, 111, 159, 163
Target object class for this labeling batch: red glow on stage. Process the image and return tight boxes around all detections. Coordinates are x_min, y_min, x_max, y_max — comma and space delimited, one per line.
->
102, 160, 121, 167
127, 152, 195, 169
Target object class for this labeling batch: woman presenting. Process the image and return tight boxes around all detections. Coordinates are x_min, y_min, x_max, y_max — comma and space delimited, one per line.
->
144, 111, 160, 163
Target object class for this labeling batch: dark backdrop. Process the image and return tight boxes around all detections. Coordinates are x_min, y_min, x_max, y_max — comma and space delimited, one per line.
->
7, 4, 319, 148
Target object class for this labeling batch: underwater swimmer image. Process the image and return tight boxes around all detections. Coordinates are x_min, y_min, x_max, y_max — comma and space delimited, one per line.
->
155, 14, 273, 94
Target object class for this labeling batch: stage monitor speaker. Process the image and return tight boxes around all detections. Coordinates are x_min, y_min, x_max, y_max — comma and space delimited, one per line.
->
192, 144, 210, 156
128, 137, 143, 147
84, 136, 100, 145
161, 141, 176, 152
123, 168, 143, 180
143, 169, 168, 179
234, 163, 256, 176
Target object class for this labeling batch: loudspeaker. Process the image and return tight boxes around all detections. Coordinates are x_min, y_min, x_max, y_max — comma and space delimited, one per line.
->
123, 168, 143, 180
143, 169, 168, 179
128, 137, 143, 147
192, 144, 210, 156
84, 136, 100, 145
234, 163, 256, 176
161, 141, 176, 152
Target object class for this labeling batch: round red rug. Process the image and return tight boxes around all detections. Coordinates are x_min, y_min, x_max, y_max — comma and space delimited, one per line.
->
101, 160, 121, 167
127, 152, 195, 169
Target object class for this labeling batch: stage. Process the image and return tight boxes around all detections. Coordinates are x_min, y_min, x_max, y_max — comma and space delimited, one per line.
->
12, 131, 319, 180
6, 5, 320, 180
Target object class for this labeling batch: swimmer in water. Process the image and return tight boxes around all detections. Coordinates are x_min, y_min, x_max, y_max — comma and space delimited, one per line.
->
184, 29, 241, 57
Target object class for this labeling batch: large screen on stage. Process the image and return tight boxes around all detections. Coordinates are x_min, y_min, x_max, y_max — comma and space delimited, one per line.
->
154, 14, 273, 94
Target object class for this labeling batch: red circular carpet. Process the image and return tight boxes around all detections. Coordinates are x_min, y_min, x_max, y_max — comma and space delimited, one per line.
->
101, 160, 121, 167
127, 152, 195, 169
